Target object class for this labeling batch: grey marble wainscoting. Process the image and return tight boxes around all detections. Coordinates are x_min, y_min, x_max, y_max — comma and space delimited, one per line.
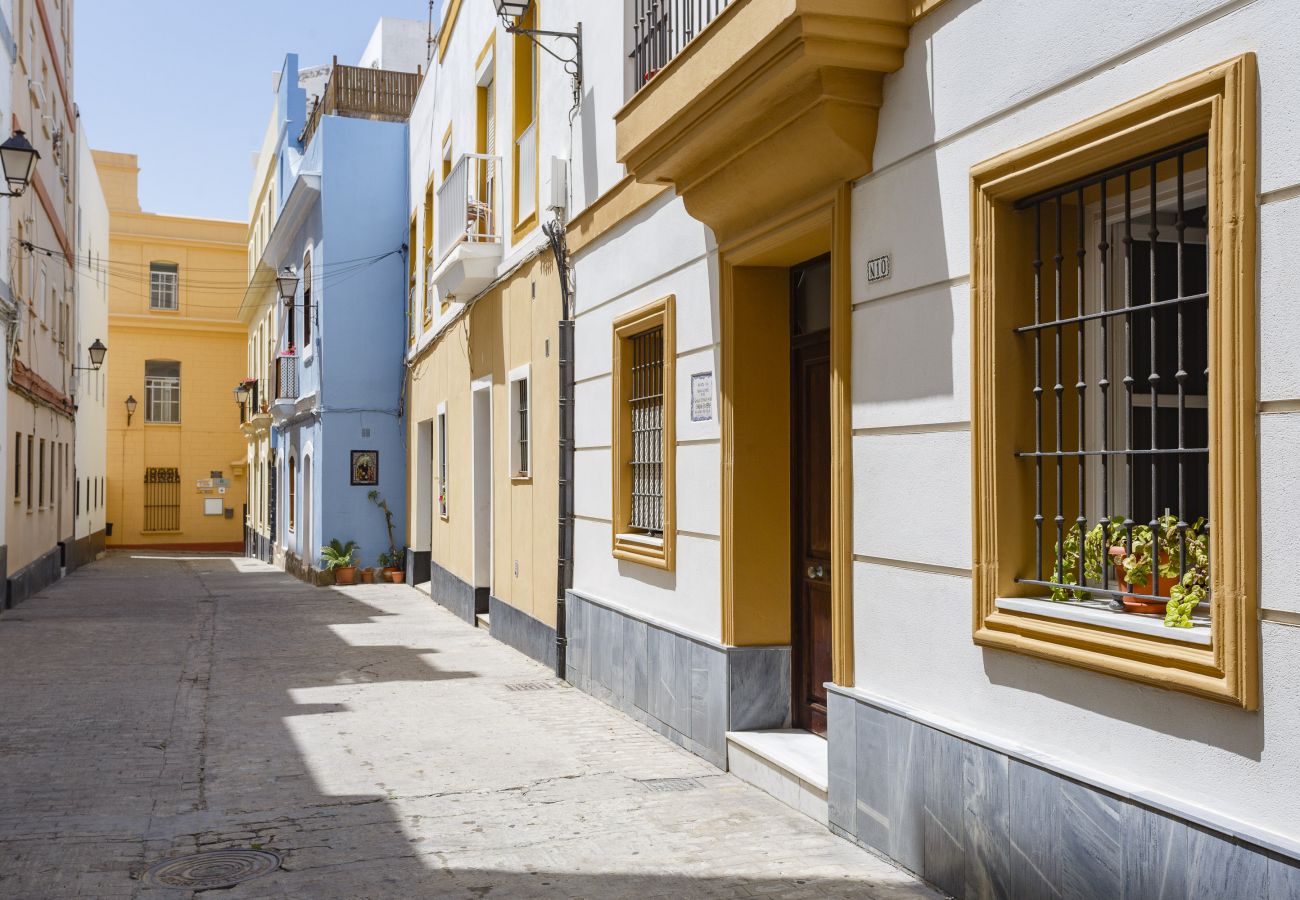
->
565, 590, 790, 769
425, 558, 477, 624
488, 595, 557, 670
405, 549, 431, 587
826, 685, 1300, 900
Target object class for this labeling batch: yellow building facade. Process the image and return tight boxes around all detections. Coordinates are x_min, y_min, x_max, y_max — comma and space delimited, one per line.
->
96, 151, 248, 550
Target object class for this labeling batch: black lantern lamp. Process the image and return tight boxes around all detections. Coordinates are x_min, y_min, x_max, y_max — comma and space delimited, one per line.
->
276, 267, 300, 304
124, 394, 138, 427
491, 0, 582, 96
0, 130, 39, 197
72, 338, 107, 372
233, 383, 250, 405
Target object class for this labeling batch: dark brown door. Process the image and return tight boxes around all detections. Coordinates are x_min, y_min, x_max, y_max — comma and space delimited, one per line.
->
791, 256, 833, 736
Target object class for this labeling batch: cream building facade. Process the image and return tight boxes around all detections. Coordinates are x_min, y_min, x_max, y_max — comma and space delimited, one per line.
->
534, 0, 1300, 895
97, 151, 246, 551
5, 0, 80, 604
404, 0, 571, 665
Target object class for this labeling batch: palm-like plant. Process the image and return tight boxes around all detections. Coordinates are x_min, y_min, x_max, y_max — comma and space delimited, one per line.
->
320, 538, 358, 571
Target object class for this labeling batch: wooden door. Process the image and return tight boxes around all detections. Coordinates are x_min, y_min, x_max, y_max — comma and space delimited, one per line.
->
791, 257, 833, 736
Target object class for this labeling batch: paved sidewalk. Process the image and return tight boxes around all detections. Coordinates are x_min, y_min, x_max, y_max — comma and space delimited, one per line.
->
0, 553, 939, 899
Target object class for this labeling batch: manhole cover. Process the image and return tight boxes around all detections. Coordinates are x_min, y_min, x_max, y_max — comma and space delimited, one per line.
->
143, 849, 281, 890
504, 681, 556, 692
638, 777, 700, 793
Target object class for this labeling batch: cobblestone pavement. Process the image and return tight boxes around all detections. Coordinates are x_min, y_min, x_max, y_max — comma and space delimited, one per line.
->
0, 553, 940, 899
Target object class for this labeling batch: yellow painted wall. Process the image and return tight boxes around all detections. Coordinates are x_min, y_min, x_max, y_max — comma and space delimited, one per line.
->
97, 151, 249, 549
407, 254, 561, 626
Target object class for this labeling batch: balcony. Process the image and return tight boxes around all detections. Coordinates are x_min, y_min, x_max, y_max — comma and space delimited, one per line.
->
430, 154, 503, 303
615, 0, 913, 240
299, 62, 422, 147
239, 378, 273, 438
269, 354, 299, 425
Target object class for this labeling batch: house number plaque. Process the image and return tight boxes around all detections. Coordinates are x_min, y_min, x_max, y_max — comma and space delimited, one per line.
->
866, 254, 891, 283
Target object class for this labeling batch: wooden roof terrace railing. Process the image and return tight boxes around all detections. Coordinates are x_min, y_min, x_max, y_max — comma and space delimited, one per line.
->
299, 59, 423, 146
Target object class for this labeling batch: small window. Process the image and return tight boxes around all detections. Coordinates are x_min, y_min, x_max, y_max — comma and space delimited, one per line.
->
13, 432, 20, 502
145, 360, 181, 423
611, 295, 676, 569
301, 251, 312, 348
149, 263, 179, 310
38, 439, 45, 508
288, 456, 297, 532
144, 467, 180, 531
508, 366, 530, 478
437, 407, 448, 518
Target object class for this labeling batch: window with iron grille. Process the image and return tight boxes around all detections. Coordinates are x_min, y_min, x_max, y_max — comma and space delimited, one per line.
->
628, 329, 663, 533
612, 295, 676, 569
288, 456, 296, 532
302, 251, 313, 347
144, 467, 180, 532
509, 367, 530, 478
145, 360, 180, 423
1010, 142, 1211, 633
149, 262, 178, 310
12, 432, 20, 502
970, 57, 1258, 707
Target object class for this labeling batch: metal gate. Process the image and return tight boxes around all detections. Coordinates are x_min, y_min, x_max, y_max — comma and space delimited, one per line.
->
144, 467, 180, 532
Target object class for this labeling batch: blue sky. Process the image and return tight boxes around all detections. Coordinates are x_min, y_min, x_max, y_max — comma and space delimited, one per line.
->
75, 2, 436, 222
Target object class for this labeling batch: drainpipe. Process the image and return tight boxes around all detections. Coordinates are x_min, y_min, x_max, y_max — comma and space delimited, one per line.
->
543, 218, 573, 680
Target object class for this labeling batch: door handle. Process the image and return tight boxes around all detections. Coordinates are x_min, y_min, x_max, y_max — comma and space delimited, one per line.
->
806, 565, 827, 580
807, 565, 817, 579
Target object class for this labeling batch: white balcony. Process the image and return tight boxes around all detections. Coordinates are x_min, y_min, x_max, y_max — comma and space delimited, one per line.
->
431, 153, 503, 303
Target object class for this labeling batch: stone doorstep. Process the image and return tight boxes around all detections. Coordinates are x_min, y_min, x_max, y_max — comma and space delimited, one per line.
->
475, 612, 490, 632
726, 729, 829, 826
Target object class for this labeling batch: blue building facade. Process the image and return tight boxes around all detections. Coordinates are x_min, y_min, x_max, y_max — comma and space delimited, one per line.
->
262, 53, 412, 580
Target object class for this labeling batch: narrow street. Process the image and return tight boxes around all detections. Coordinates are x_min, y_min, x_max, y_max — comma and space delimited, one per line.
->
0, 553, 938, 899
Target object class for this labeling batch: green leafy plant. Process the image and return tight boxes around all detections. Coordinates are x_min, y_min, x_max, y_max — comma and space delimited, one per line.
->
376, 549, 401, 569
1049, 514, 1209, 628
320, 538, 358, 570
1165, 519, 1209, 628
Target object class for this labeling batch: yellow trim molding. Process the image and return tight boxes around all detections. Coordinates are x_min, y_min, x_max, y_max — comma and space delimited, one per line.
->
615, 0, 906, 239
970, 55, 1258, 708
566, 175, 670, 257
437, 0, 463, 63
718, 186, 853, 687
610, 295, 677, 571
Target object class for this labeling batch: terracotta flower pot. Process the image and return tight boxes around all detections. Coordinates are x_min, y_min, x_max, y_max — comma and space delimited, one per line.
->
381, 566, 400, 583
360, 568, 375, 584
389, 570, 405, 584
1110, 546, 1177, 614
334, 565, 358, 586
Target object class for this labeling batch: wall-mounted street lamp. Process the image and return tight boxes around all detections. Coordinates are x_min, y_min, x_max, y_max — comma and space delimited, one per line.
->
233, 383, 250, 406
0, 130, 39, 197
277, 267, 300, 304
492, 0, 583, 102
72, 338, 107, 372
124, 394, 138, 427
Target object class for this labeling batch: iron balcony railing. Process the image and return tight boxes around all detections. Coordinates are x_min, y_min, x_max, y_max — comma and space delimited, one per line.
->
631, 0, 734, 90
275, 354, 299, 401
515, 124, 537, 224
299, 59, 422, 147
436, 153, 503, 264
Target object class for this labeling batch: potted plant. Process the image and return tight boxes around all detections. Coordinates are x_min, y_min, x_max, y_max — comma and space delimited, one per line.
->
1050, 515, 1209, 623
321, 539, 359, 585
360, 566, 376, 584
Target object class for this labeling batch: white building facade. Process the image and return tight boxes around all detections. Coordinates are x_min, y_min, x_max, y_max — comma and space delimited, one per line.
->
553, 0, 1300, 894
72, 122, 107, 566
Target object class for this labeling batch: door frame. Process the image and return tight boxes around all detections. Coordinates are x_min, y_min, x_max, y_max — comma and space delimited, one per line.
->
719, 185, 854, 687
471, 376, 494, 593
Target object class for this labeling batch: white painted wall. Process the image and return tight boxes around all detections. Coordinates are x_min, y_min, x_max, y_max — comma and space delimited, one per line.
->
0, 0, 13, 556
849, 0, 1300, 842
74, 126, 108, 544
358, 17, 430, 74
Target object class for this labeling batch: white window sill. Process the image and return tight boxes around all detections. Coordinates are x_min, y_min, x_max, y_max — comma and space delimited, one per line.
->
616, 532, 664, 549
996, 596, 1211, 645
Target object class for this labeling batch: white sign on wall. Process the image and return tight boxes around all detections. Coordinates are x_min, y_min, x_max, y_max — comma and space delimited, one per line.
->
690, 372, 713, 422
866, 254, 891, 283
